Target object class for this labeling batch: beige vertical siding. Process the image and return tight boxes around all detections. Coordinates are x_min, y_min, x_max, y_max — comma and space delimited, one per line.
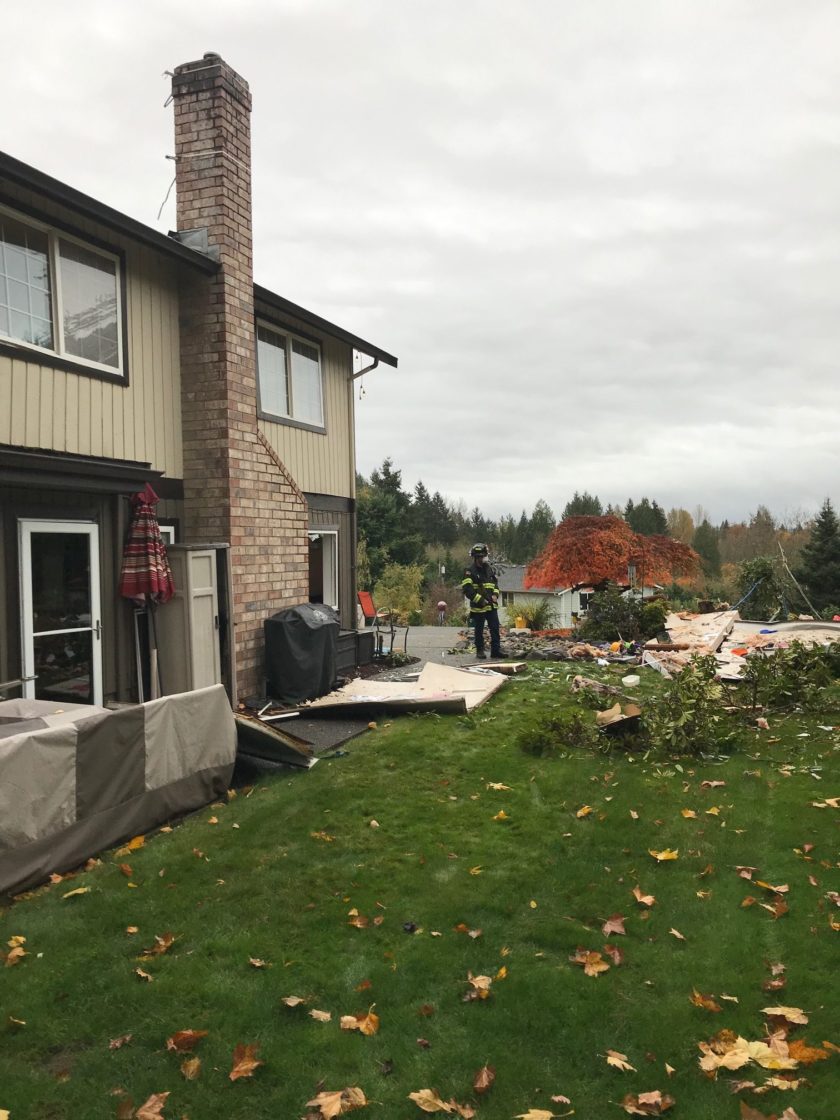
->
0, 188, 182, 477
254, 306, 355, 498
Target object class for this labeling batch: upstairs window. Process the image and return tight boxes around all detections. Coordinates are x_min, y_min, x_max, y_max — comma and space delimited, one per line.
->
257, 322, 324, 428
0, 205, 123, 377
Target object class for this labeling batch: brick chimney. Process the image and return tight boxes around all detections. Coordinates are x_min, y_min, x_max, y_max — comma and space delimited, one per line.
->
171, 53, 308, 700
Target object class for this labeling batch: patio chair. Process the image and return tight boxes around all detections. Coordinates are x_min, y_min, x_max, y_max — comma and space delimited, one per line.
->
357, 592, 409, 656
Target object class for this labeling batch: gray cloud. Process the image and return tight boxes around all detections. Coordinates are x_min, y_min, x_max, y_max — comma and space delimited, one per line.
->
5, 0, 840, 524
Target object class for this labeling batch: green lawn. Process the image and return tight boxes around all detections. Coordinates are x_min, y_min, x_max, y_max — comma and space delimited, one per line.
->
2, 662, 838, 1119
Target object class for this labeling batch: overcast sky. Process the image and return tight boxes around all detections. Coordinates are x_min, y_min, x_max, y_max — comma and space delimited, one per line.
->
5, 0, 840, 525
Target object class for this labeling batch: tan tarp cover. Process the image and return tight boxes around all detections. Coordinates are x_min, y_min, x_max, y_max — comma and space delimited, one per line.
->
0, 685, 235, 895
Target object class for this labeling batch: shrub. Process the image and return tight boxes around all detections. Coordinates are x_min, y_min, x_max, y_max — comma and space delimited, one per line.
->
515, 708, 600, 757
576, 585, 667, 642
643, 654, 739, 756
505, 596, 556, 631
740, 640, 838, 712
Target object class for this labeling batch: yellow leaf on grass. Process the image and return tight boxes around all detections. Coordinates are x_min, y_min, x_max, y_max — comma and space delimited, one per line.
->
633, 885, 656, 907
761, 1006, 808, 1025
134, 1093, 169, 1120
649, 849, 679, 862
181, 1055, 201, 1080
408, 1088, 454, 1112
576, 805, 593, 818
493, 810, 508, 821
229, 1042, 262, 1081
126, 835, 146, 851
309, 1087, 367, 1118
706, 806, 721, 816
309, 1009, 332, 1022
282, 995, 306, 1007
487, 782, 512, 791
681, 809, 697, 819
341, 1006, 380, 1036
62, 887, 90, 899
570, 948, 610, 977
606, 1049, 636, 1071
690, 989, 721, 1012
669, 928, 686, 941
469, 866, 483, 876
515, 1111, 555, 1120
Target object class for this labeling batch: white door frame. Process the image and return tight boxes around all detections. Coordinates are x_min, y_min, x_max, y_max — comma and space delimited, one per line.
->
308, 530, 339, 610
18, 519, 103, 705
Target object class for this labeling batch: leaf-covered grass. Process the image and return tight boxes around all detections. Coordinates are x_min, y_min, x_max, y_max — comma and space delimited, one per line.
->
2, 662, 839, 1119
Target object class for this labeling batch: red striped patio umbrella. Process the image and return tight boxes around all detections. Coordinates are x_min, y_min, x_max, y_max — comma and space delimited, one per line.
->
119, 483, 174, 697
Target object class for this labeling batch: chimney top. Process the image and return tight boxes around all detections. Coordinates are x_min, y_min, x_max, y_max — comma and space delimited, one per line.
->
203, 51, 221, 60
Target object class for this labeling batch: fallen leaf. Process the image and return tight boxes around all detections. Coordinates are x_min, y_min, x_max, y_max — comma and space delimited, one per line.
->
493, 810, 509, 821
417, 1037, 431, 1048
690, 989, 722, 1012
514, 1111, 555, 1120
736, 867, 758, 880
472, 1064, 496, 1094
309, 1009, 332, 1022
681, 809, 697, 819
621, 1090, 675, 1115
758, 897, 789, 920
180, 1056, 201, 1080
700, 780, 726, 788
249, 957, 269, 969
134, 1093, 168, 1120
761, 1006, 808, 1025
134, 968, 153, 982
576, 805, 593, 818
308, 1086, 367, 1118
669, 928, 686, 941
569, 948, 610, 976
787, 1039, 829, 1064
633, 886, 656, 907
603, 943, 625, 966
282, 995, 306, 1007
166, 1029, 208, 1052
649, 849, 679, 862
108, 1033, 133, 1050
630, 810, 639, 820
408, 1088, 453, 1112
126, 926, 139, 935
61, 887, 90, 899
606, 1049, 636, 1072
139, 932, 175, 959
229, 1042, 262, 1081
756, 880, 789, 894
602, 914, 626, 936
664, 1064, 675, 1077
469, 866, 483, 876
487, 782, 512, 790
340, 1006, 380, 1036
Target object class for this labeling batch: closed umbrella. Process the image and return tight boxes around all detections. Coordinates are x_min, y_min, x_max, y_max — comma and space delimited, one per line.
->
119, 483, 175, 699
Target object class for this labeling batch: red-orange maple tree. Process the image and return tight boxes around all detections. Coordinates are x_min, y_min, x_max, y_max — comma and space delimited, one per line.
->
525, 515, 699, 590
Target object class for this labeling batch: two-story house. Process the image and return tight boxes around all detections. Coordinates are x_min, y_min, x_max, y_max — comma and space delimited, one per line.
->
0, 53, 397, 707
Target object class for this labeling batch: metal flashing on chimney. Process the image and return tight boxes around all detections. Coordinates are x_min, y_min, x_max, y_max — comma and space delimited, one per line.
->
168, 227, 219, 261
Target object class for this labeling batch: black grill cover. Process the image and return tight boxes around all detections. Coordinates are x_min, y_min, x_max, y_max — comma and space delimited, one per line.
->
264, 603, 340, 703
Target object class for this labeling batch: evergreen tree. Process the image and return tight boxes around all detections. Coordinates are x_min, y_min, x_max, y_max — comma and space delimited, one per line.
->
795, 499, 840, 611
692, 519, 721, 577
357, 458, 425, 584
529, 499, 556, 558
562, 491, 603, 519
625, 497, 668, 536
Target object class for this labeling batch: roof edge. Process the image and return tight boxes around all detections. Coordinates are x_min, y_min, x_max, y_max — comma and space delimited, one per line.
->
254, 284, 398, 368
0, 151, 218, 274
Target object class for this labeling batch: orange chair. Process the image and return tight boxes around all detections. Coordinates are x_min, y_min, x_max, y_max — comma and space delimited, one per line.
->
356, 592, 409, 656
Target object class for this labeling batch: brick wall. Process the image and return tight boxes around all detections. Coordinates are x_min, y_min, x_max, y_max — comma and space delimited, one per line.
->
172, 53, 308, 700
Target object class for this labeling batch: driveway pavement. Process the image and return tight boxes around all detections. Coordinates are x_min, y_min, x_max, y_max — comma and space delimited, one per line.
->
367, 624, 491, 680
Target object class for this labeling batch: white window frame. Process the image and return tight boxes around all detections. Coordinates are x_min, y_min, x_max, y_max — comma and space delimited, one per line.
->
257, 319, 325, 429
308, 530, 339, 610
0, 202, 124, 377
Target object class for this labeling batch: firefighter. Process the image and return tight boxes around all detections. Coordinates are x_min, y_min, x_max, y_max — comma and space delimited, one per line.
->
461, 543, 502, 659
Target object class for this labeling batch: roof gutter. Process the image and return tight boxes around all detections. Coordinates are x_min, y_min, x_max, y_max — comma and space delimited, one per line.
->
351, 356, 379, 381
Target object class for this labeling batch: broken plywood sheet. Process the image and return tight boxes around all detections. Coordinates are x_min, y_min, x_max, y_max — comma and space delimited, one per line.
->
716, 619, 840, 680
661, 610, 739, 653
305, 661, 508, 716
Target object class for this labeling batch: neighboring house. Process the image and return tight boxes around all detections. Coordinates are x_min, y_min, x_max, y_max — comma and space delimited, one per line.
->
496, 566, 592, 629
0, 53, 396, 707
497, 566, 661, 629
